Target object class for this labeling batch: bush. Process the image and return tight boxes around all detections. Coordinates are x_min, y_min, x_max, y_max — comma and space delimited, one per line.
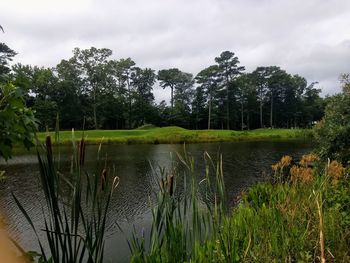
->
0, 83, 37, 160
314, 81, 350, 164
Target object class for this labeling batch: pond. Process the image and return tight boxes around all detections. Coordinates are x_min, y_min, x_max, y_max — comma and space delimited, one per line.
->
0, 140, 314, 262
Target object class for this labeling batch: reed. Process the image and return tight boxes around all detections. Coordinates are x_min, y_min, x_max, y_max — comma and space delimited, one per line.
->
130, 154, 350, 262
13, 131, 119, 262
194, 158, 350, 262
128, 148, 228, 262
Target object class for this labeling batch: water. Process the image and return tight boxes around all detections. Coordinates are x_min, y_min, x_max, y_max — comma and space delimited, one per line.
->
0, 141, 314, 262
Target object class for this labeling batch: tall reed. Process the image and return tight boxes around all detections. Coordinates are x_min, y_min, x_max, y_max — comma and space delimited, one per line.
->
129, 148, 228, 262
13, 131, 119, 262
130, 153, 350, 262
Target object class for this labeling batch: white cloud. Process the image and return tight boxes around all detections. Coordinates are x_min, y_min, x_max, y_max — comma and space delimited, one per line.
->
1, 0, 349, 101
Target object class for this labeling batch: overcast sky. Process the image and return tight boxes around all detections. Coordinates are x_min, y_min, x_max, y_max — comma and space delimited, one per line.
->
1, 0, 350, 101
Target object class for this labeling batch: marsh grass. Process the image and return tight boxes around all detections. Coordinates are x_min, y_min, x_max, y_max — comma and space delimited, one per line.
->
130, 153, 350, 262
196, 159, 350, 262
13, 131, 119, 262
128, 149, 228, 262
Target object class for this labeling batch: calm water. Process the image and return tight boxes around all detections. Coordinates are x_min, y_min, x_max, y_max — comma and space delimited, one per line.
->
0, 141, 314, 262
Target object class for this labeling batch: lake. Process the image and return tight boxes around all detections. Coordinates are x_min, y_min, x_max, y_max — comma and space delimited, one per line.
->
0, 140, 314, 262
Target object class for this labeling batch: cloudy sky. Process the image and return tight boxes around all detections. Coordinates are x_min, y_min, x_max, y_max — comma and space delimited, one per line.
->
1, 0, 350, 101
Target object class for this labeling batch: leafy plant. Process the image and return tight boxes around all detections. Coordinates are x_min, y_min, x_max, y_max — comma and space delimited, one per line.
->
314, 88, 350, 164
0, 82, 37, 160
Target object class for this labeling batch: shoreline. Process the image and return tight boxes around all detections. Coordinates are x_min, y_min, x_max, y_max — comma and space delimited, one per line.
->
33, 127, 313, 146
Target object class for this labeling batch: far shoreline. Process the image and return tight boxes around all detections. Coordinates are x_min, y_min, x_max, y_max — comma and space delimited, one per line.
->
33, 127, 313, 145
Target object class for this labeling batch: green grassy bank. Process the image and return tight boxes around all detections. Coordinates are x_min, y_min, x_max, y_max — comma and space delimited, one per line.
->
36, 126, 312, 145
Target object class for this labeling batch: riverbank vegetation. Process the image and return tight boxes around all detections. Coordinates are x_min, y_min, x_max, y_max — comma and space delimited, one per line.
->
129, 154, 350, 262
36, 127, 312, 145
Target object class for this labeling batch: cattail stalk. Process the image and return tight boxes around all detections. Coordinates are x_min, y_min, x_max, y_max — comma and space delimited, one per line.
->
45, 135, 52, 157
316, 192, 326, 263
168, 175, 174, 196
78, 138, 86, 166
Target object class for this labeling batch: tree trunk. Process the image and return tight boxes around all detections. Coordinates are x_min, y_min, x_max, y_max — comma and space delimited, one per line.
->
170, 85, 174, 125
226, 86, 230, 130
260, 100, 263, 128
247, 111, 250, 130
270, 93, 273, 128
127, 79, 132, 129
208, 94, 211, 130
141, 96, 145, 125
241, 102, 244, 130
171, 85, 174, 110
93, 89, 97, 129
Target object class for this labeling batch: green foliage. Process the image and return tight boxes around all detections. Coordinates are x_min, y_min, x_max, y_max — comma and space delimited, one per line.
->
314, 91, 350, 164
250, 66, 320, 129
215, 50, 245, 129
131, 157, 350, 262
0, 42, 17, 78
195, 65, 222, 129
0, 82, 37, 160
10, 48, 325, 131
131, 67, 156, 127
157, 68, 194, 127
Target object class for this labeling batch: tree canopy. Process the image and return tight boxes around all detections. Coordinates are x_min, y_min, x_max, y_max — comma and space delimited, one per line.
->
6, 48, 325, 131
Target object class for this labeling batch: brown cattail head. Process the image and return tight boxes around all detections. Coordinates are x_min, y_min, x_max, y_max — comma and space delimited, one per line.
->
45, 135, 52, 157
101, 168, 108, 191
78, 138, 86, 166
168, 175, 174, 196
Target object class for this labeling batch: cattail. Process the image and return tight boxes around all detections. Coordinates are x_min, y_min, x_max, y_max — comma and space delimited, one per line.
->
45, 135, 52, 157
168, 175, 174, 196
78, 138, 86, 166
101, 168, 107, 191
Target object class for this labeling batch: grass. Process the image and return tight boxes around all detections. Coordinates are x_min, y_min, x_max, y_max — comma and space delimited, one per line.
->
35, 126, 312, 145
130, 154, 350, 262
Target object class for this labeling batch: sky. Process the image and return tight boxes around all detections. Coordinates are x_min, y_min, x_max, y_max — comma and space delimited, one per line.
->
1, 0, 350, 101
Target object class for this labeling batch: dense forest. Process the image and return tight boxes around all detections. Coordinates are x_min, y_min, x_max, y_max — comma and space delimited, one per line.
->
1, 42, 325, 130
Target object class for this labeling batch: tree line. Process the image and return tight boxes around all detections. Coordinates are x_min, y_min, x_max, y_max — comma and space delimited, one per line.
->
1, 43, 325, 130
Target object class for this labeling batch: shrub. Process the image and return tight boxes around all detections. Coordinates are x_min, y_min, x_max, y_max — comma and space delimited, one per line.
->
314, 92, 350, 164
0, 83, 37, 160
